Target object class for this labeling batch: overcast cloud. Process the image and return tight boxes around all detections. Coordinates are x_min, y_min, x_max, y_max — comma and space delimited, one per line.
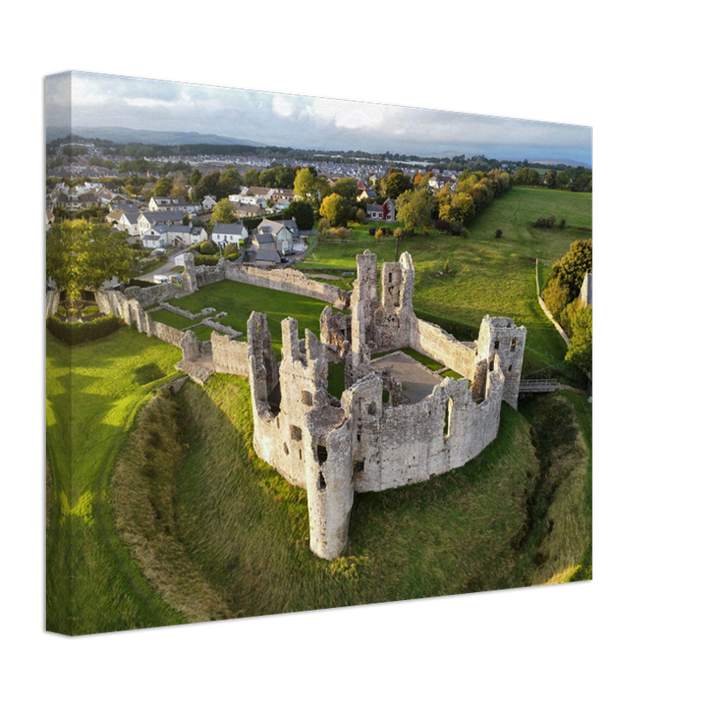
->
46, 72, 592, 164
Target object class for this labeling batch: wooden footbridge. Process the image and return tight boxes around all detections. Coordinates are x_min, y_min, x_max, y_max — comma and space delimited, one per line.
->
518, 379, 561, 394
518, 379, 589, 396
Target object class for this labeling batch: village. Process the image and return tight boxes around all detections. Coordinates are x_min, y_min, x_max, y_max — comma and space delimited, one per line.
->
45, 140, 473, 273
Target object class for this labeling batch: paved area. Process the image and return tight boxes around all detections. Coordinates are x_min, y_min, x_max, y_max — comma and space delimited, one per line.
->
371, 351, 445, 404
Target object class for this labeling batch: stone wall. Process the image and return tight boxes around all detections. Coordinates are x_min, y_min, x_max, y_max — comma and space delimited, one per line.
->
413, 318, 478, 380
124, 282, 179, 308
211, 332, 250, 376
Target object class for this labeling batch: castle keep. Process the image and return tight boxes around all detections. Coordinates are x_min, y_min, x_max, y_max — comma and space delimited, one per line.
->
94, 250, 526, 560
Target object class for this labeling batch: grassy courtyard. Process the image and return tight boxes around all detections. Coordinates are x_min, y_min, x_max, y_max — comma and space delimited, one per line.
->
163, 280, 341, 356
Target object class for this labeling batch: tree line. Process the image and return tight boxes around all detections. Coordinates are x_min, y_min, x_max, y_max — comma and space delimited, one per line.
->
513, 166, 592, 192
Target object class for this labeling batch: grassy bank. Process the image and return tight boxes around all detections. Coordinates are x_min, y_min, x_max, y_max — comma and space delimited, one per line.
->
46, 328, 186, 634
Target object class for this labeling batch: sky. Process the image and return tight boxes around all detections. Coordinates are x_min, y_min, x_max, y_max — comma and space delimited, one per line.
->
46, 71, 592, 165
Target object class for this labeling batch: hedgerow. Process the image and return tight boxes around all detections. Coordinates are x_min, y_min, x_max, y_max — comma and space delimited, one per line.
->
46, 315, 124, 346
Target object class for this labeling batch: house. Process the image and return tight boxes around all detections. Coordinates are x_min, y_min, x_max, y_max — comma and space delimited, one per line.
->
382, 198, 397, 222
211, 222, 248, 248
137, 210, 185, 235
367, 203, 384, 220
202, 195, 217, 211
113, 209, 143, 240
46, 209, 54, 231
235, 203, 264, 218
141, 224, 207, 249
358, 188, 377, 201
256, 218, 298, 255
148, 195, 198, 213
254, 248, 281, 266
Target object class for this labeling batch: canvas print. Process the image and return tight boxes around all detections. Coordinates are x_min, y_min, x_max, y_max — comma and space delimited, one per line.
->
45, 72, 592, 636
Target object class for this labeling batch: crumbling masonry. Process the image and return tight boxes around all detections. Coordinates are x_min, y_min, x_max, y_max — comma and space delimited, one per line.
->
247, 250, 526, 559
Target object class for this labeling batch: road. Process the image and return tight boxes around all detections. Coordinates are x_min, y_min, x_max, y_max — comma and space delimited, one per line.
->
137, 247, 189, 282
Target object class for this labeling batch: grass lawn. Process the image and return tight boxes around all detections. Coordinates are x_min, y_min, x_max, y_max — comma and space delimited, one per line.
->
46, 327, 185, 635
149, 308, 194, 330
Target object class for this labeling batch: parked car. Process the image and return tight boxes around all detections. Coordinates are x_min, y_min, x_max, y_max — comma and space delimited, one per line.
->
153, 275, 171, 284
151, 248, 166, 256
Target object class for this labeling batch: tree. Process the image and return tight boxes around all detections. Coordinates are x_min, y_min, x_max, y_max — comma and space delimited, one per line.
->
439, 192, 476, 225
282, 199, 315, 230
332, 177, 359, 201
396, 189, 433, 232
212, 198, 238, 224
544, 171, 556, 189
194, 172, 220, 201
319, 193, 351, 227
565, 306, 592, 370
384, 172, 414, 200
294, 168, 329, 207
153, 177, 173, 197
46, 220, 133, 302
513, 167, 541, 186
218, 167, 242, 196
244, 169, 261, 187
355, 208, 367, 225
189, 169, 202, 187
495, 229, 503, 238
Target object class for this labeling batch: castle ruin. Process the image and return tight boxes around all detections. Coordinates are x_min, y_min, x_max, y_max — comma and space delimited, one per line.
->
94, 249, 526, 560
247, 250, 526, 559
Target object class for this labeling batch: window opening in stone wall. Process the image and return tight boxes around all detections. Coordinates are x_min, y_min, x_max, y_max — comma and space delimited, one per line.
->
494, 340, 499, 349
299, 449, 302, 460
353, 460, 365, 477
511, 338, 516, 350
444, 398, 453, 438
367, 402, 376, 416
318, 472, 326, 491
284, 443, 289, 455
290, 425, 302, 441
302, 390, 313, 406
508, 365, 512, 372
317, 444, 328, 464
389, 272, 393, 283
489, 360, 494, 372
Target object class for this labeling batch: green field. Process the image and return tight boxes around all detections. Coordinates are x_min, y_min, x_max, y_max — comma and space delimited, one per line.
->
46, 185, 592, 634
299, 187, 591, 376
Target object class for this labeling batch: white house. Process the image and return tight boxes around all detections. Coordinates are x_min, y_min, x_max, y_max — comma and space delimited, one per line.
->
202, 195, 218, 211
115, 211, 142, 240
211, 222, 248, 248
148, 196, 199, 213
142, 224, 207, 249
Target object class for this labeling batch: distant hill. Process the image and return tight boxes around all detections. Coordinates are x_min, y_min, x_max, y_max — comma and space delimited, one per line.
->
423, 151, 466, 159
534, 158, 591, 169
45, 126, 265, 147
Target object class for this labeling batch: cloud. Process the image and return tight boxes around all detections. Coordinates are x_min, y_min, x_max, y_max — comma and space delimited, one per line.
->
58, 72, 592, 162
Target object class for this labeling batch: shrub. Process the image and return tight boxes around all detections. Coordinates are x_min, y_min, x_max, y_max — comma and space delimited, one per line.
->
434, 219, 451, 233
368, 227, 376, 236
224, 242, 239, 257
534, 215, 557, 229
495, 229, 503, 238
355, 208, 367, 225
47, 314, 124, 346
193, 254, 221, 266
198, 239, 218, 255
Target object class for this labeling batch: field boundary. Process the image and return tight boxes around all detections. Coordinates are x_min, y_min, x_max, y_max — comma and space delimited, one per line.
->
536, 259, 570, 347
